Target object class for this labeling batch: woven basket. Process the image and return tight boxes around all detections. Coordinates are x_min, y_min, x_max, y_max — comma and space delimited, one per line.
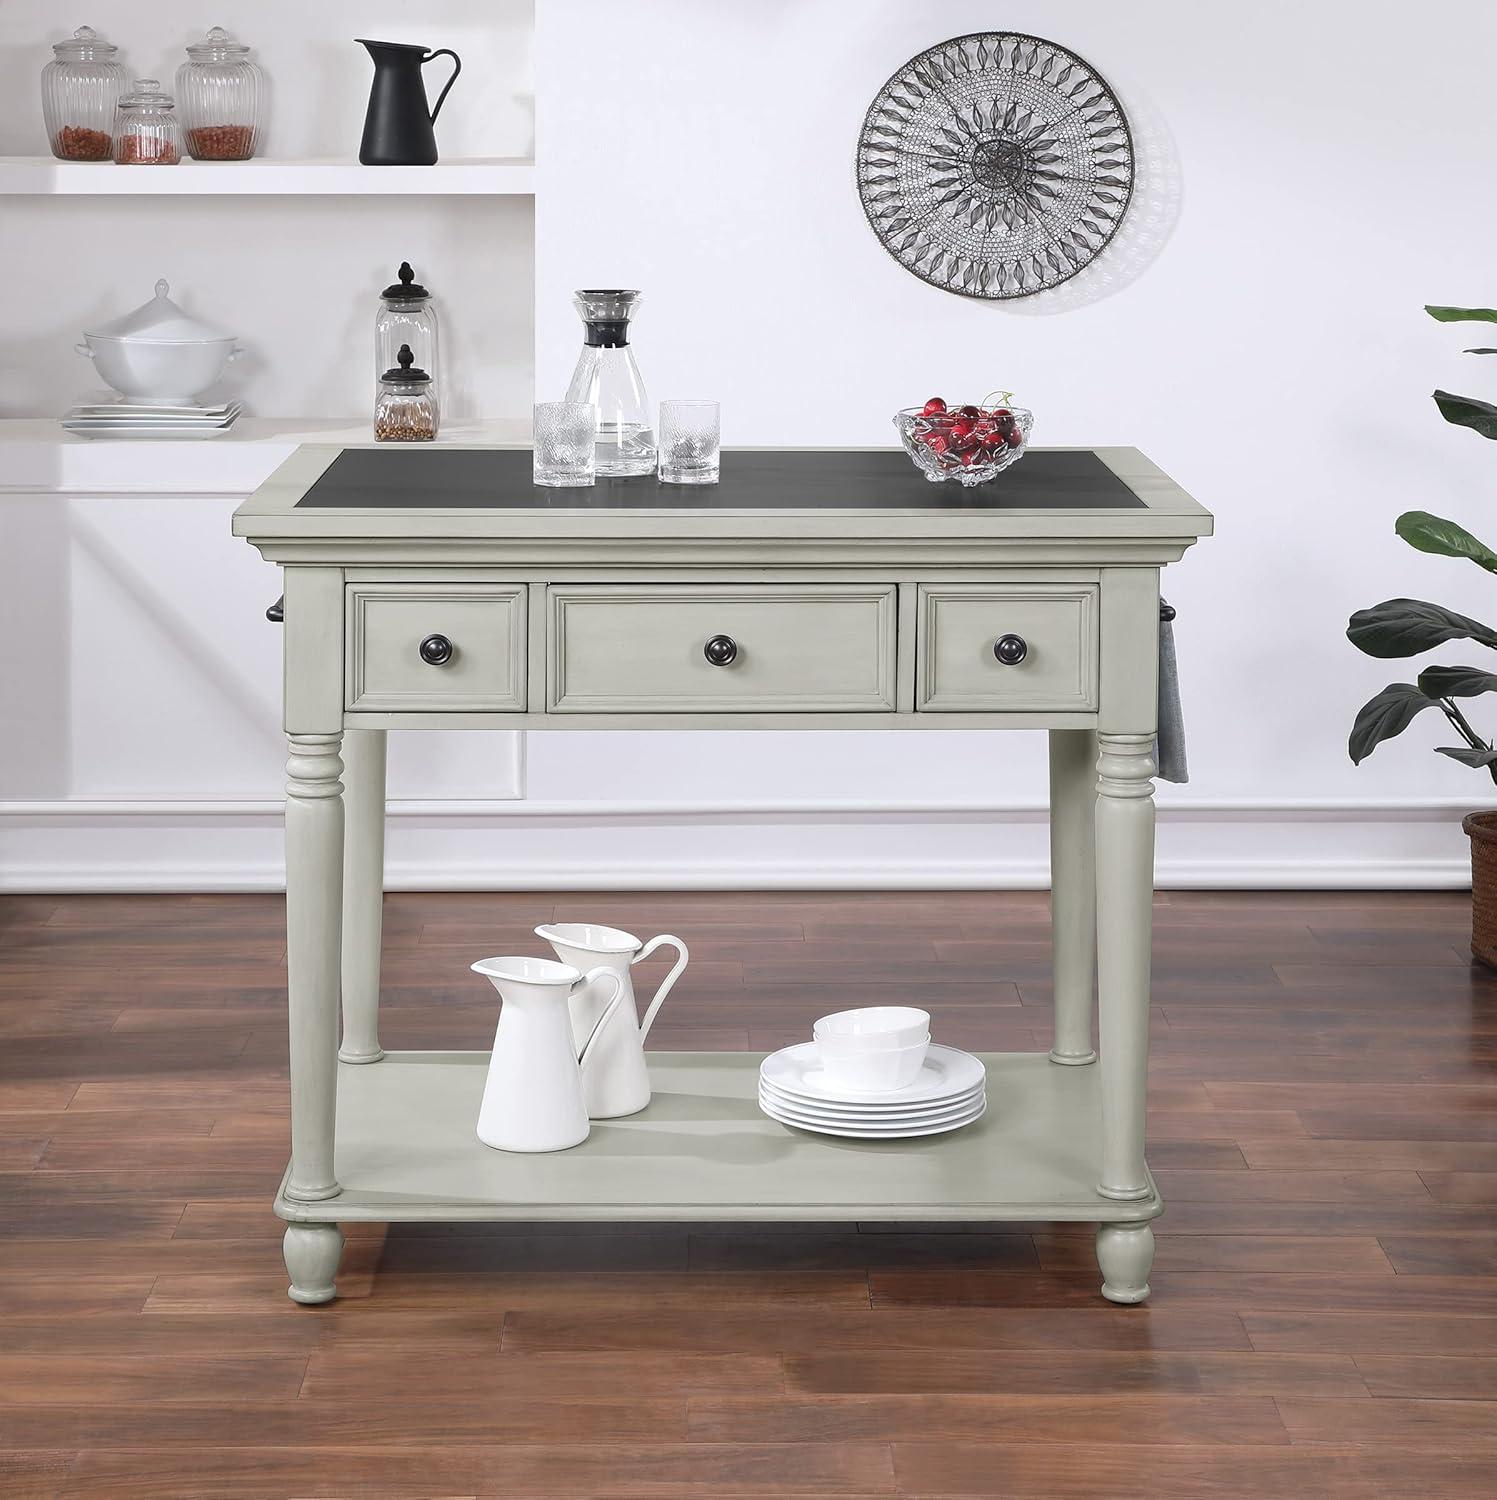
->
1464, 812, 1497, 968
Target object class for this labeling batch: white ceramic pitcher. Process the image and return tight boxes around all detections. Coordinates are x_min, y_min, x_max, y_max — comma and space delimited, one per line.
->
534, 923, 689, 1119
470, 955, 625, 1152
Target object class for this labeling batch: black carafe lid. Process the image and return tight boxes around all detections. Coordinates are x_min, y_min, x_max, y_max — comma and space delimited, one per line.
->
380, 345, 431, 384
575, 288, 640, 348
382, 262, 430, 301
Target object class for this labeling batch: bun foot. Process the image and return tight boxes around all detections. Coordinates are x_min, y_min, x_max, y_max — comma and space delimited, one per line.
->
1097, 1222, 1154, 1304
283, 1221, 344, 1304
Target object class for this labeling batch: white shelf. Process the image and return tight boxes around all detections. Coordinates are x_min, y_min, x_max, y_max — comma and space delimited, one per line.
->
0, 156, 534, 196
0, 417, 530, 497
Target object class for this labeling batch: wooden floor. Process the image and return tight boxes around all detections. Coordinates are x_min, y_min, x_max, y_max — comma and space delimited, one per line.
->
1, 890, 1496, 1497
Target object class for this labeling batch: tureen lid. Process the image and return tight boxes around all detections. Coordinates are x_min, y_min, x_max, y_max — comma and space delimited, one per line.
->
86, 279, 233, 342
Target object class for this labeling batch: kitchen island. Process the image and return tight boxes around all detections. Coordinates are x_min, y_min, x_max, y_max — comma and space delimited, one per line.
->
233, 445, 1212, 1304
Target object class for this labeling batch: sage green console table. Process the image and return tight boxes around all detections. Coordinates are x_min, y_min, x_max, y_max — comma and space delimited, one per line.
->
234, 445, 1212, 1305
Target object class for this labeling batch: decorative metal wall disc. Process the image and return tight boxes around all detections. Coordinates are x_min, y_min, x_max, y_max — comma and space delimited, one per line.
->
857, 33, 1134, 299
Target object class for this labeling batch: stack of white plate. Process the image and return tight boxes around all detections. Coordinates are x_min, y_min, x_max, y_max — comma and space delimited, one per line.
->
759, 1041, 986, 1139
61, 400, 241, 440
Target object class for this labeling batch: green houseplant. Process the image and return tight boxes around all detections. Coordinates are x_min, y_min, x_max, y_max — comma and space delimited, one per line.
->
1348, 305, 1497, 963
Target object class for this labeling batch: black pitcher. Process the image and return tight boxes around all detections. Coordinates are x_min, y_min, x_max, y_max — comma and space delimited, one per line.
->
356, 39, 461, 166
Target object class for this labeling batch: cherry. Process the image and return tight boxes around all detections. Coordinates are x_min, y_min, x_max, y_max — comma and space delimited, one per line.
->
1005, 429, 1024, 448
951, 419, 976, 442
957, 403, 981, 420
922, 397, 947, 417
925, 433, 950, 456
959, 448, 983, 467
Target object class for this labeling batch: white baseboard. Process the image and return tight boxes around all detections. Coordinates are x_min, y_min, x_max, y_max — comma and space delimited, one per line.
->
0, 798, 1475, 891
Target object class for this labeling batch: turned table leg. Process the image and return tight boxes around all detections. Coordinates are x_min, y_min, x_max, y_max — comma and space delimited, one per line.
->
284, 732, 344, 1216
1048, 728, 1098, 1066
1097, 1222, 1154, 1304
284, 1221, 344, 1305
339, 728, 387, 1065
1095, 731, 1156, 1209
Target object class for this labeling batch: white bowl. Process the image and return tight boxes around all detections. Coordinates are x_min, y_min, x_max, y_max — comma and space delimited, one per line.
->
814, 1006, 930, 1051
817, 1037, 930, 1094
77, 333, 243, 405
816, 1029, 930, 1062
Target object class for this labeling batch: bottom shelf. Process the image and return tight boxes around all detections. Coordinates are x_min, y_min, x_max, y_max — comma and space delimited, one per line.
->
276, 1051, 1160, 1225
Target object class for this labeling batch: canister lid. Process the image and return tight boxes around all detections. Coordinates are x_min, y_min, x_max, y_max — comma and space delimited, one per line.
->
52, 25, 118, 59
118, 79, 176, 111
380, 345, 431, 384
382, 262, 430, 301
186, 26, 251, 60
86, 279, 233, 343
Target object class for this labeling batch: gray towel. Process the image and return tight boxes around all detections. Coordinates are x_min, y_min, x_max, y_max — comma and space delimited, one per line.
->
1156, 602, 1187, 784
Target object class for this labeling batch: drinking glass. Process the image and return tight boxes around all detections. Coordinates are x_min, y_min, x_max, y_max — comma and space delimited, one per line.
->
658, 399, 720, 484
533, 401, 596, 487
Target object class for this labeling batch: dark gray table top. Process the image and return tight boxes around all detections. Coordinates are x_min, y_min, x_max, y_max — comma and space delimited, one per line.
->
294, 448, 1145, 511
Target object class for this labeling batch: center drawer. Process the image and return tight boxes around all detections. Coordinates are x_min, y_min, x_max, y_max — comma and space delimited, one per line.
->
547, 585, 898, 714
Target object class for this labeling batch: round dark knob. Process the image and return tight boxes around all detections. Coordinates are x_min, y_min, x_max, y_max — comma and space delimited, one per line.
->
419, 634, 454, 666
703, 634, 739, 667
993, 634, 1028, 666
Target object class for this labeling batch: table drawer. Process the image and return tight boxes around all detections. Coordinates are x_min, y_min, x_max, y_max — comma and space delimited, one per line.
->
548, 585, 898, 713
917, 584, 1098, 712
346, 583, 527, 712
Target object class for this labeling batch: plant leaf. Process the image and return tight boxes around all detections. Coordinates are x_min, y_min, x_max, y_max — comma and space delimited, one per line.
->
1418, 665, 1497, 698
1435, 390, 1497, 438
1347, 599, 1497, 658
1396, 511, 1497, 573
1428, 306, 1497, 323
1436, 745, 1497, 767
1349, 684, 1440, 765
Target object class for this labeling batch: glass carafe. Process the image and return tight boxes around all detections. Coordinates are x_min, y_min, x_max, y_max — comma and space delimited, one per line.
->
564, 290, 655, 477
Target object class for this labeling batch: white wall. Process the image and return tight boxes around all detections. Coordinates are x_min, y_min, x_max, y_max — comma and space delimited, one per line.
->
523, 0, 1497, 881
5, 0, 1496, 889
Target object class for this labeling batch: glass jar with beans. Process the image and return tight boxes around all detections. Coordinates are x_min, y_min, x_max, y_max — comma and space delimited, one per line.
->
113, 79, 182, 165
41, 26, 126, 161
177, 27, 264, 161
375, 346, 439, 442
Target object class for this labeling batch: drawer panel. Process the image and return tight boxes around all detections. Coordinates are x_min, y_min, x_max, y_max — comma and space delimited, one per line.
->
548, 585, 897, 713
917, 584, 1098, 713
346, 583, 527, 712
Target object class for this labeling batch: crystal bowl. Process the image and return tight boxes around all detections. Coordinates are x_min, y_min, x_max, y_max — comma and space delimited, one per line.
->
894, 404, 1034, 486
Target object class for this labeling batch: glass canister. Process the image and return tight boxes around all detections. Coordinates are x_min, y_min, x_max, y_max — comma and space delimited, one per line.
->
375, 263, 440, 408
114, 79, 181, 165
41, 26, 126, 161
375, 345, 439, 441
564, 290, 656, 476
177, 27, 263, 161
